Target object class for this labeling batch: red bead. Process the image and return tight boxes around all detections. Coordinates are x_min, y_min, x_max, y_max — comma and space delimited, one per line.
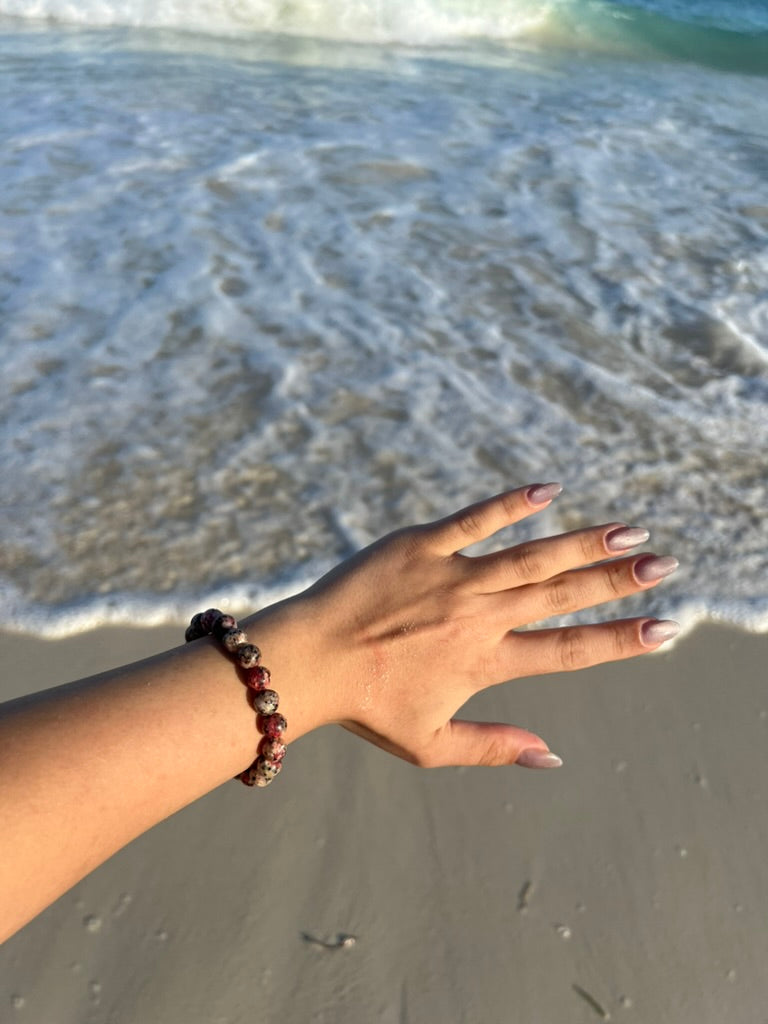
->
262, 713, 287, 739
201, 608, 223, 633
261, 738, 287, 762
185, 612, 207, 642
212, 614, 238, 641
243, 665, 271, 690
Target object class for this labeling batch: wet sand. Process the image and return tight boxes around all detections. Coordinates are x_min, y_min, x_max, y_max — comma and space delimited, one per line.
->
1, 623, 767, 1022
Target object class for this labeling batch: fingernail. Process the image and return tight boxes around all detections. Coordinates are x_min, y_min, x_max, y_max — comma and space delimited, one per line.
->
517, 749, 563, 769
634, 554, 679, 584
641, 619, 681, 646
526, 482, 563, 506
605, 525, 650, 552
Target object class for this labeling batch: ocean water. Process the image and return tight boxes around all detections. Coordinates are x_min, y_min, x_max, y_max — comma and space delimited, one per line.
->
0, 0, 767, 638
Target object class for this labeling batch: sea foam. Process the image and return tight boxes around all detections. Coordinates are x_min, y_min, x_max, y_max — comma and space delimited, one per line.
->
1, 26, 766, 637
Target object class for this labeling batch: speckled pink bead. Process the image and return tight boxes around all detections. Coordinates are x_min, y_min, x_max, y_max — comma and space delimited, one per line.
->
253, 688, 279, 715
262, 713, 287, 739
212, 614, 238, 640
253, 756, 282, 787
243, 665, 271, 690
261, 738, 287, 762
238, 763, 258, 787
236, 643, 261, 669
238, 757, 282, 787
221, 628, 248, 652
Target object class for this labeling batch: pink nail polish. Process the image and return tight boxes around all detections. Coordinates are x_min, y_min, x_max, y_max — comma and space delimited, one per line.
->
641, 619, 681, 646
517, 749, 563, 769
605, 526, 650, 552
526, 482, 563, 506
634, 555, 679, 584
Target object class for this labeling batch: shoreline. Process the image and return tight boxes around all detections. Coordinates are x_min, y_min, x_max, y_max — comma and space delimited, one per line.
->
2, 622, 768, 1021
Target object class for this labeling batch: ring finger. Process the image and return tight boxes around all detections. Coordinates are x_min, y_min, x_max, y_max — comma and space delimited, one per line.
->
504, 552, 679, 626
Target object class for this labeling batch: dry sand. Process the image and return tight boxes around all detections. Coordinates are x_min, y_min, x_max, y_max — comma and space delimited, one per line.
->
1, 623, 767, 1023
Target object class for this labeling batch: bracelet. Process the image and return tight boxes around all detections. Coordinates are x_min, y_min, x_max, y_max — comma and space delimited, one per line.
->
185, 609, 287, 787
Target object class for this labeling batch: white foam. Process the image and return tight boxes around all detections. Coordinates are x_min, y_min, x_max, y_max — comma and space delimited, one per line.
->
1, 29, 767, 639
0, 0, 556, 44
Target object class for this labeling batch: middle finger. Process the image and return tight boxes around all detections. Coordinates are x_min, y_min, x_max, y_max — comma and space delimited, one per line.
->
465, 523, 651, 594
503, 552, 680, 626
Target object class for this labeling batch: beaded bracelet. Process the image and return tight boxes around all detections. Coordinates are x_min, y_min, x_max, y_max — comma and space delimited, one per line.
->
185, 608, 287, 787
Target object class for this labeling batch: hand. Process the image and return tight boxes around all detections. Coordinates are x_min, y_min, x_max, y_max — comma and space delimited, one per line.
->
0, 483, 681, 940
246, 484, 679, 770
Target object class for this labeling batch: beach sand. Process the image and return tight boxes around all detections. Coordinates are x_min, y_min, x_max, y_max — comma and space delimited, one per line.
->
1, 622, 767, 1022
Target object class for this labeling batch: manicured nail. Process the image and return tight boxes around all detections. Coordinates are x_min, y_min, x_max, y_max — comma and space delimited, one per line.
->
517, 749, 563, 769
634, 554, 679, 584
605, 526, 650, 552
526, 482, 563, 506
641, 619, 681, 646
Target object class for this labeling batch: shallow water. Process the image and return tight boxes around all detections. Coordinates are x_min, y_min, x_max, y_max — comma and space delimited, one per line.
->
0, 6, 766, 636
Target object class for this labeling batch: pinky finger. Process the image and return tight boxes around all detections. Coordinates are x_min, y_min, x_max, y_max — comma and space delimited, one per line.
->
505, 617, 681, 677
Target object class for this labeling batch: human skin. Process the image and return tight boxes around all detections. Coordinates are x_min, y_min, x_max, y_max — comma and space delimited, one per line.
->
0, 484, 678, 942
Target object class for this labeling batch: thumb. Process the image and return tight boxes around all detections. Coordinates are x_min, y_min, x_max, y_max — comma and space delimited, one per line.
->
425, 720, 563, 769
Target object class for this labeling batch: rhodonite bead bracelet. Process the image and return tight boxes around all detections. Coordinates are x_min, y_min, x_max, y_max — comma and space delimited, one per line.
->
185, 609, 286, 787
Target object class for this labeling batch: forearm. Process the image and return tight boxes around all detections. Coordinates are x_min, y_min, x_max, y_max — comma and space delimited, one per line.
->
0, 601, 320, 942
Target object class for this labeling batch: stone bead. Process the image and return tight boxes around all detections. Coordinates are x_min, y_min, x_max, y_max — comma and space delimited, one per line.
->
253, 688, 279, 715
185, 620, 205, 643
221, 628, 248, 653
261, 738, 287, 762
235, 643, 261, 669
238, 756, 282, 787
262, 713, 287, 739
186, 612, 209, 639
201, 608, 224, 633
253, 756, 282, 787
239, 765, 260, 786
243, 665, 271, 690
212, 614, 238, 641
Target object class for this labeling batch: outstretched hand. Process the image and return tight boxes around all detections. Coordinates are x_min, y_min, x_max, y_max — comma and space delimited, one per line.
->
246, 483, 679, 770
0, 482, 681, 941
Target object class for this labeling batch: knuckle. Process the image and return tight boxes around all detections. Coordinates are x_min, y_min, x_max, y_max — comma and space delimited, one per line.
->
556, 627, 591, 671
513, 543, 547, 581
476, 735, 510, 768
578, 530, 600, 562
455, 509, 484, 541
395, 526, 427, 564
604, 562, 628, 599
607, 618, 634, 656
499, 491, 522, 521
543, 575, 575, 614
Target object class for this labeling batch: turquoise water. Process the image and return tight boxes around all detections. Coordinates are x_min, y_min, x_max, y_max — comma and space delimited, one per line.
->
0, 1, 766, 636
589, 0, 768, 73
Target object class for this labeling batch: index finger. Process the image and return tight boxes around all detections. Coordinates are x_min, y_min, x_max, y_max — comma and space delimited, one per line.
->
423, 483, 563, 555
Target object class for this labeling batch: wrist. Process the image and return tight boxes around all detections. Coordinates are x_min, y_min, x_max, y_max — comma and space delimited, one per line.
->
240, 595, 338, 746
